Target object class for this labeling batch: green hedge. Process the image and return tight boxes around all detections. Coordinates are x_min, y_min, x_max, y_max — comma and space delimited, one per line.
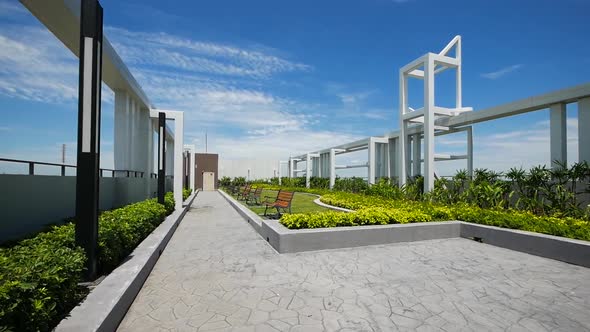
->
280, 207, 432, 229
0, 193, 176, 332
453, 204, 590, 241
183, 188, 192, 201
280, 191, 590, 241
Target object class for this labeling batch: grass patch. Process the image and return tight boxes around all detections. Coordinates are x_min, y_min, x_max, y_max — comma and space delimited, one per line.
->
230, 189, 329, 217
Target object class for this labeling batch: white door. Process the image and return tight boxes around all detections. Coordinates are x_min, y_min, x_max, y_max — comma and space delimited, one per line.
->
203, 172, 215, 191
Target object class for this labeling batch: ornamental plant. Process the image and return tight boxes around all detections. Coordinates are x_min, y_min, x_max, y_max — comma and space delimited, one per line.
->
0, 193, 176, 332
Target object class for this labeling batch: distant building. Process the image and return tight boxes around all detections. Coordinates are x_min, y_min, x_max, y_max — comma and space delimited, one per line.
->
195, 153, 218, 190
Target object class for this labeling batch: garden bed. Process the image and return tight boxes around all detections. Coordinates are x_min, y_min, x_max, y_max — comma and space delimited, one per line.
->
221, 192, 590, 267
224, 188, 329, 217
0, 190, 195, 332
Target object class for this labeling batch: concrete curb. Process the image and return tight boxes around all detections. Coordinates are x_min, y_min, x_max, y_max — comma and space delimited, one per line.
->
221, 192, 590, 266
262, 219, 461, 253
461, 222, 590, 268
218, 189, 263, 233
55, 191, 200, 332
313, 197, 354, 212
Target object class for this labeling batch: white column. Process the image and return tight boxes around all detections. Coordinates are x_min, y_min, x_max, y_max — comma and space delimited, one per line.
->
146, 117, 154, 196
173, 113, 184, 210
329, 149, 336, 189
412, 133, 421, 176
183, 144, 196, 192
166, 138, 174, 176
278, 161, 282, 185
383, 142, 391, 179
306, 153, 311, 188
467, 126, 473, 179
456, 37, 462, 110
398, 71, 408, 188
580, 98, 590, 164
130, 98, 137, 170
423, 55, 435, 192
114, 90, 129, 171
289, 158, 294, 178
389, 137, 398, 182
368, 138, 375, 185
550, 103, 567, 169
190, 148, 195, 191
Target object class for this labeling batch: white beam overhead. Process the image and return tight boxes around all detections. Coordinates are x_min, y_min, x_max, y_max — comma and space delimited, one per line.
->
20, 0, 152, 110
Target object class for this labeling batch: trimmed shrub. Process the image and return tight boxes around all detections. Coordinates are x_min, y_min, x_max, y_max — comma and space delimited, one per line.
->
219, 176, 231, 187
333, 177, 369, 193
313, 191, 590, 241
0, 193, 176, 332
183, 188, 192, 201
280, 207, 432, 229
232, 177, 246, 187
309, 177, 329, 189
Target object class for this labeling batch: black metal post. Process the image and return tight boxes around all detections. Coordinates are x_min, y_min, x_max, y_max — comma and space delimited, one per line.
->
157, 112, 166, 204
28, 162, 34, 175
75, 0, 103, 280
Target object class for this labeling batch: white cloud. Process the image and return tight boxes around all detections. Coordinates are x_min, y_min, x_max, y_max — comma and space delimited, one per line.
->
481, 64, 523, 80
0, 18, 370, 163
191, 129, 362, 160
0, 26, 78, 103
106, 27, 311, 79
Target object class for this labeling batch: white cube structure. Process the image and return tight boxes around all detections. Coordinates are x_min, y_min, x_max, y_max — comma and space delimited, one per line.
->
399, 36, 472, 192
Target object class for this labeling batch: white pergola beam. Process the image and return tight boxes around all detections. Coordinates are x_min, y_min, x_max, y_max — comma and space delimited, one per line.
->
20, 0, 152, 110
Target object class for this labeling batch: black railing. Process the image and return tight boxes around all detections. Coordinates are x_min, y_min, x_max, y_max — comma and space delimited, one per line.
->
0, 158, 145, 178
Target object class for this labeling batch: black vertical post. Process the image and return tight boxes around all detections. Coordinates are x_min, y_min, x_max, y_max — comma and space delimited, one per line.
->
157, 112, 166, 204
75, 0, 103, 280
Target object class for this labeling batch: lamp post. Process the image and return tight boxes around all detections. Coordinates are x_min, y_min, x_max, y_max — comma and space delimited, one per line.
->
157, 112, 166, 204
75, 0, 103, 280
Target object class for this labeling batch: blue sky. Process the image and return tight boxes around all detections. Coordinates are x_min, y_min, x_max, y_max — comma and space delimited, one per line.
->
1, 0, 589, 176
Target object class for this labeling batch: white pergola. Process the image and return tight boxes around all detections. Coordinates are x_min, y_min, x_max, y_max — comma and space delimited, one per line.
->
285, 36, 590, 193
21, 0, 190, 211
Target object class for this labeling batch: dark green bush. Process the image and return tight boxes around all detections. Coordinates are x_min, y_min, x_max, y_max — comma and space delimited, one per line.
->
333, 177, 369, 193
0, 193, 175, 332
218, 176, 231, 187
309, 177, 329, 189
365, 178, 403, 199
183, 188, 192, 201
231, 177, 246, 187
279, 177, 306, 188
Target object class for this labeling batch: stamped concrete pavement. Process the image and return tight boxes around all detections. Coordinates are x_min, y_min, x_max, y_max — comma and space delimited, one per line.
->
118, 191, 590, 331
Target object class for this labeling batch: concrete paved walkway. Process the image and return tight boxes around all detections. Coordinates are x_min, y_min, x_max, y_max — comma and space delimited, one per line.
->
118, 191, 590, 332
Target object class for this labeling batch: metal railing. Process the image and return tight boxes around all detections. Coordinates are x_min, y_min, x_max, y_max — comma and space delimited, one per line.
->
0, 158, 146, 178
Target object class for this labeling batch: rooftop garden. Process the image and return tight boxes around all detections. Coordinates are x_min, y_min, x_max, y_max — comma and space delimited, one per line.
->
221, 161, 590, 242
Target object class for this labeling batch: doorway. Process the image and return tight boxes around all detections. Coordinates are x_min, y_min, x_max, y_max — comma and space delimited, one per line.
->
203, 172, 215, 191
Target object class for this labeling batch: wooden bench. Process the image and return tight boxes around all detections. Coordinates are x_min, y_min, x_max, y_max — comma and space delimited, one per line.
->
263, 190, 295, 217
247, 187, 264, 205
237, 184, 252, 200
